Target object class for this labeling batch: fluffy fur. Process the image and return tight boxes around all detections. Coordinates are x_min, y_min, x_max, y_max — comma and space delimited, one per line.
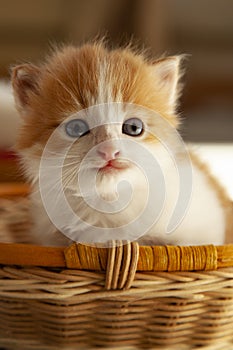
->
11, 42, 232, 246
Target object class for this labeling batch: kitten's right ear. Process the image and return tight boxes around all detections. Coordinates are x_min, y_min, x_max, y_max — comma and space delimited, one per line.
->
11, 64, 41, 114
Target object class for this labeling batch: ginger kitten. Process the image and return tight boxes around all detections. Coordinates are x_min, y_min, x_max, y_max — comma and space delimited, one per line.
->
12, 42, 232, 246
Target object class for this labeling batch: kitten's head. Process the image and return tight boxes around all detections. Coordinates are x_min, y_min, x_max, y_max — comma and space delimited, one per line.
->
12, 42, 183, 184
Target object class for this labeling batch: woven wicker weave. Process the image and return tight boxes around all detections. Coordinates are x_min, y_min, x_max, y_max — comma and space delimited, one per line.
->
0, 184, 233, 350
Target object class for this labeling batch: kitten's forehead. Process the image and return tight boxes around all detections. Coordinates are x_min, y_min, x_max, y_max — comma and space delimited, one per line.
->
67, 102, 126, 126
43, 44, 153, 115
94, 60, 123, 105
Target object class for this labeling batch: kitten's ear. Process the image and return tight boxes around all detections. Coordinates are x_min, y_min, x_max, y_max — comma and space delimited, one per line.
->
11, 64, 41, 114
152, 56, 182, 113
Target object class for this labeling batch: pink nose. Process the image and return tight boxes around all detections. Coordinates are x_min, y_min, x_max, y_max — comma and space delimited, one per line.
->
97, 146, 120, 161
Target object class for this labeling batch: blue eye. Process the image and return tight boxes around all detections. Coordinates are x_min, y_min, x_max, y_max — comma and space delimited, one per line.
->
65, 119, 89, 138
122, 118, 144, 136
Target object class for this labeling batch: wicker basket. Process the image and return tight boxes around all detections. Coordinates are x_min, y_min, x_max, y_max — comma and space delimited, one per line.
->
0, 184, 233, 350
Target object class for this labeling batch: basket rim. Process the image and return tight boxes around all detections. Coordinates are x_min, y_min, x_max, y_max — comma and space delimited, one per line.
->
0, 241, 233, 272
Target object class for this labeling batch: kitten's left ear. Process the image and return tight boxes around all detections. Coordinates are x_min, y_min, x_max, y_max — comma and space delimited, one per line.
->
11, 64, 41, 115
152, 56, 183, 113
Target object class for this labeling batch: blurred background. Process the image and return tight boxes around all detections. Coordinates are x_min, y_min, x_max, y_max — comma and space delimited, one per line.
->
0, 0, 232, 196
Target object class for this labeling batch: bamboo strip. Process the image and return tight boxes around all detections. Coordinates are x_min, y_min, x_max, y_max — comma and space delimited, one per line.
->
0, 242, 233, 272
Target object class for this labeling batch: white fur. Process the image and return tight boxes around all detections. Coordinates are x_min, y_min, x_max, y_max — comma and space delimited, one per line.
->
141, 147, 225, 245
87, 59, 123, 106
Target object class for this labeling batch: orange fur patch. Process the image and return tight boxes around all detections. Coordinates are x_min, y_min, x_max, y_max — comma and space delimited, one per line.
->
14, 42, 179, 151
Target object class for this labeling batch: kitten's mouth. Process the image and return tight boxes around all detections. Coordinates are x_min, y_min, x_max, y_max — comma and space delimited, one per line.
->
99, 159, 130, 172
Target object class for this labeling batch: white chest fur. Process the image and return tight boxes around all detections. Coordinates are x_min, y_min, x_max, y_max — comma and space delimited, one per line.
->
28, 145, 226, 246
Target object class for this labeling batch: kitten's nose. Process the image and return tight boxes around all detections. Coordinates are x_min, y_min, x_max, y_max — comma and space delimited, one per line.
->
97, 145, 120, 161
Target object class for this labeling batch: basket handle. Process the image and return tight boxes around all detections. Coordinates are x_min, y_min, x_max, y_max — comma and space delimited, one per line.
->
104, 241, 139, 290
